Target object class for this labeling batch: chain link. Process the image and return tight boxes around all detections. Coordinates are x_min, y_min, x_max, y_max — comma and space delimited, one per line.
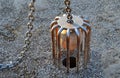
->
64, 0, 73, 24
0, 0, 35, 70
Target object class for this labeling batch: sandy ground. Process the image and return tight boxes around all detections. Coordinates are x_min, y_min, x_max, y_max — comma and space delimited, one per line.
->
0, 0, 120, 78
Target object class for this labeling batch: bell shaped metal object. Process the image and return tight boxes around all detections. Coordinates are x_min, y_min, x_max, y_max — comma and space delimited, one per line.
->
50, 14, 91, 73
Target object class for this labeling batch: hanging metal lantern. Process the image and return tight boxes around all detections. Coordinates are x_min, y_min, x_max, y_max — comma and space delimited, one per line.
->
50, 0, 91, 73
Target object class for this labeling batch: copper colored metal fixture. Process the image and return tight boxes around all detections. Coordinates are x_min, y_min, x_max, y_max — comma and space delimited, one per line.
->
50, 0, 91, 73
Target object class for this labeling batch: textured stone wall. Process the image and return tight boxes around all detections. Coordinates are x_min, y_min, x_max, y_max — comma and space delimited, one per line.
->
0, 0, 120, 78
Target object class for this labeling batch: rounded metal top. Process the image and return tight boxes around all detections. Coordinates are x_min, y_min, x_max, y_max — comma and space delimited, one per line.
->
57, 14, 84, 29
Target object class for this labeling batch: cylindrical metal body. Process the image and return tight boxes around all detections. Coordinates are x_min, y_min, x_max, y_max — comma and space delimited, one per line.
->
50, 14, 91, 73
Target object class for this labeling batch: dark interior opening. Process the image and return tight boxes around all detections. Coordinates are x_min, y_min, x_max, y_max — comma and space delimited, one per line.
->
62, 57, 76, 68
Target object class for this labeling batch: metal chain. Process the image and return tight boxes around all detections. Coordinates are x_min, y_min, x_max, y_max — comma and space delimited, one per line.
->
0, 0, 35, 70
64, 0, 73, 24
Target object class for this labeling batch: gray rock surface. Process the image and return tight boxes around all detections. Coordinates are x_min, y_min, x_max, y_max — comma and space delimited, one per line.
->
0, 0, 120, 78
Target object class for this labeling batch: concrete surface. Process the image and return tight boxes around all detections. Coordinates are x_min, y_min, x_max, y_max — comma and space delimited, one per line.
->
0, 0, 120, 78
